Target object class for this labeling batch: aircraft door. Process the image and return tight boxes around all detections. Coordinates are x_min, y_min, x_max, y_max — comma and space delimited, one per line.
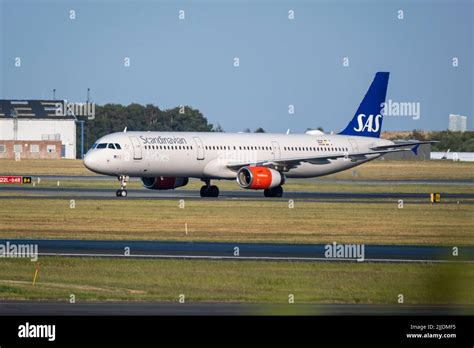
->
193, 137, 205, 160
129, 136, 143, 160
271, 141, 281, 160
348, 138, 359, 153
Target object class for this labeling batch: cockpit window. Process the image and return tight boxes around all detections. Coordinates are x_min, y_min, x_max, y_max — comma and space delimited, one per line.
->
115, 143, 121, 150
108, 143, 116, 149
92, 143, 98, 149
96, 143, 107, 149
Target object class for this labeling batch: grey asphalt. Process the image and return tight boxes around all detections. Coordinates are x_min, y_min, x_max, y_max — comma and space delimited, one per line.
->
1, 186, 473, 204
1, 239, 472, 263
0, 301, 472, 316
1, 174, 472, 203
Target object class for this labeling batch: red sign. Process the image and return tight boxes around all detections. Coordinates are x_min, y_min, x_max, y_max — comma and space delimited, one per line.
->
0, 176, 23, 184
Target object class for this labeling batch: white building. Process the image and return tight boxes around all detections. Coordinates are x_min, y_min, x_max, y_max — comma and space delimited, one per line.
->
431, 152, 474, 162
448, 114, 467, 132
0, 100, 76, 159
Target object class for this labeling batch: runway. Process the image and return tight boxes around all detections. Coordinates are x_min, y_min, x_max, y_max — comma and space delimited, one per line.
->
1, 174, 473, 203
1, 239, 472, 263
0, 300, 471, 316
1, 185, 474, 203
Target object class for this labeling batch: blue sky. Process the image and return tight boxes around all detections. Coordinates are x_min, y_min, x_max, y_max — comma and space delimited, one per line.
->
1, 0, 472, 132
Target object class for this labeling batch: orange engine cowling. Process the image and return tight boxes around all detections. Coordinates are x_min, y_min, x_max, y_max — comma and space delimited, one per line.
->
142, 177, 189, 190
236, 166, 284, 190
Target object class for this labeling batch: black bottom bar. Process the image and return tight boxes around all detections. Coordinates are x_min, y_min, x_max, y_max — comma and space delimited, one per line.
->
0, 315, 473, 346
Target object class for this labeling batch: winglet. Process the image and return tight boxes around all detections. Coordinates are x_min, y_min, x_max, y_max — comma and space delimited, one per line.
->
411, 144, 420, 155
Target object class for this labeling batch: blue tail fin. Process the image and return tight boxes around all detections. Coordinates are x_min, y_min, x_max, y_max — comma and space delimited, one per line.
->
339, 72, 390, 138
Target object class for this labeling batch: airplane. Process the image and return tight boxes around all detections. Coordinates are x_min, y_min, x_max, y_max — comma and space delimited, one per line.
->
83, 72, 435, 198
441, 148, 451, 160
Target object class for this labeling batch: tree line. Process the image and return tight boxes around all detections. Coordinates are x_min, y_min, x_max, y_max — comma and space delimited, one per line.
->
78, 104, 218, 154
409, 130, 474, 152
77, 103, 271, 156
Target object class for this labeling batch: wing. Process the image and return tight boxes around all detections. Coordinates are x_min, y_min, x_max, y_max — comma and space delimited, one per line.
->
226, 148, 410, 172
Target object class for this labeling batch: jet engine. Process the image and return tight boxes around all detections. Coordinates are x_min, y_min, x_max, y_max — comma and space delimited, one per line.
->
236, 166, 284, 189
142, 177, 189, 190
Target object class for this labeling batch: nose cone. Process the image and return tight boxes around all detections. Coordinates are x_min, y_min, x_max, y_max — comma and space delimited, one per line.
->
83, 151, 99, 173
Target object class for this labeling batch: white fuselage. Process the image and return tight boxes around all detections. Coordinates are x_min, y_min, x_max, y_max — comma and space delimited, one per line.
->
83, 131, 394, 180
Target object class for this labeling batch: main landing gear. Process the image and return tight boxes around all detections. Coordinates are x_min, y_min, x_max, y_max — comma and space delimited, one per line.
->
200, 179, 219, 198
116, 175, 129, 197
264, 185, 283, 198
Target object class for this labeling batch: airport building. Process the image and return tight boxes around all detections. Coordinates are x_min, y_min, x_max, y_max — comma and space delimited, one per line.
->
448, 114, 467, 132
0, 100, 76, 159
0, 140, 62, 160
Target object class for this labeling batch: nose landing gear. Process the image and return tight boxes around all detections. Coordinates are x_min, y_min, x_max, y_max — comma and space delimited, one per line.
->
116, 175, 129, 197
